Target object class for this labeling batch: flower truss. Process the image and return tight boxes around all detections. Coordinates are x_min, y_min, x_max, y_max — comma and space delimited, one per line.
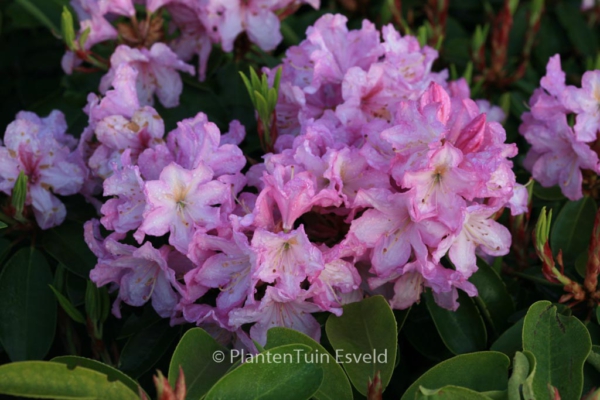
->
520, 55, 600, 200
1, 12, 526, 349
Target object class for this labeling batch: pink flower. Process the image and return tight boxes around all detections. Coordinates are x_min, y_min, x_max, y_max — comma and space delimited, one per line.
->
563, 70, 600, 142
0, 111, 85, 229
136, 162, 229, 252
100, 43, 195, 108
228, 286, 322, 346
251, 226, 324, 300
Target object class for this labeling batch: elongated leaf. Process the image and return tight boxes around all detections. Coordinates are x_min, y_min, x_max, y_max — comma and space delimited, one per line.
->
401, 352, 511, 400
49, 285, 85, 324
119, 320, 179, 378
14, 0, 61, 36
425, 290, 487, 354
550, 196, 597, 264
204, 344, 323, 400
266, 327, 353, 400
168, 328, 233, 400
43, 222, 97, 278
0, 361, 138, 399
325, 295, 397, 395
522, 301, 592, 399
0, 221, 7, 229
0, 247, 56, 361
417, 385, 494, 399
470, 258, 514, 335
52, 356, 145, 397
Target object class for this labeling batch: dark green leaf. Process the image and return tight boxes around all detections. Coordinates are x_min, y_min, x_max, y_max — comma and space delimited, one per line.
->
587, 345, 600, 373
550, 196, 597, 264
522, 300, 592, 399
0, 361, 138, 399
555, 2, 597, 57
168, 328, 233, 400
325, 295, 397, 396
425, 290, 487, 354
14, 0, 63, 36
49, 284, 85, 324
490, 318, 524, 360
0, 247, 56, 361
204, 344, 323, 400
118, 320, 179, 379
266, 327, 353, 400
470, 258, 515, 335
43, 221, 97, 278
52, 355, 145, 397
401, 352, 510, 400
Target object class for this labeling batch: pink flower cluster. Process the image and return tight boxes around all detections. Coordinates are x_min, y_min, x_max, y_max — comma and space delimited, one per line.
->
79, 14, 524, 347
63, 0, 319, 108
519, 55, 600, 200
0, 111, 85, 229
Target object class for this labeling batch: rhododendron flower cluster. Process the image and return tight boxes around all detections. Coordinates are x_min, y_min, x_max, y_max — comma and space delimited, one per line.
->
63, 0, 319, 108
519, 55, 600, 200
0, 111, 85, 229
0, 14, 523, 348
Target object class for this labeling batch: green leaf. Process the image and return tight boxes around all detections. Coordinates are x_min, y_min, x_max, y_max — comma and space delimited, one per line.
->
43, 221, 97, 278
265, 327, 353, 400
507, 351, 533, 399
118, 320, 179, 379
416, 385, 494, 399
49, 285, 85, 324
254, 90, 269, 122
204, 344, 323, 400
60, 6, 74, 50
522, 300, 592, 399
550, 196, 597, 264
0, 247, 56, 361
325, 295, 397, 396
425, 290, 487, 355
587, 345, 600, 373
470, 258, 515, 335
168, 328, 233, 400
14, 0, 62, 36
0, 361, 138, 399
401, 352, 511, 400
533, 182, 565, 201
239, 72, 255, 106
52, 356, 144, 397
0, 221, 7, 229
490, 318, 524, 360
555, 2, 597, 57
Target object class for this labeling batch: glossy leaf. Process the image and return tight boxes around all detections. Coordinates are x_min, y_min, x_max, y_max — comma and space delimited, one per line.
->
325, 295, 397, 396
416, 385, 494, 399
43, 221, 97, 278
49, 284, 85, 324
168, 328, 233, 400
401, 352, 511, 400
490, 318, 524, 360
470, 258, 515, 335
204, 344, 323, 400
522, 301, 592, 400
0, 247, 56, 361
425, 290, 487, 354
52, 356, 145, 397
0, 361, 138, 399
118, 320, 179, 378
550, 196, 597, 264
266, 327, 353, 400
